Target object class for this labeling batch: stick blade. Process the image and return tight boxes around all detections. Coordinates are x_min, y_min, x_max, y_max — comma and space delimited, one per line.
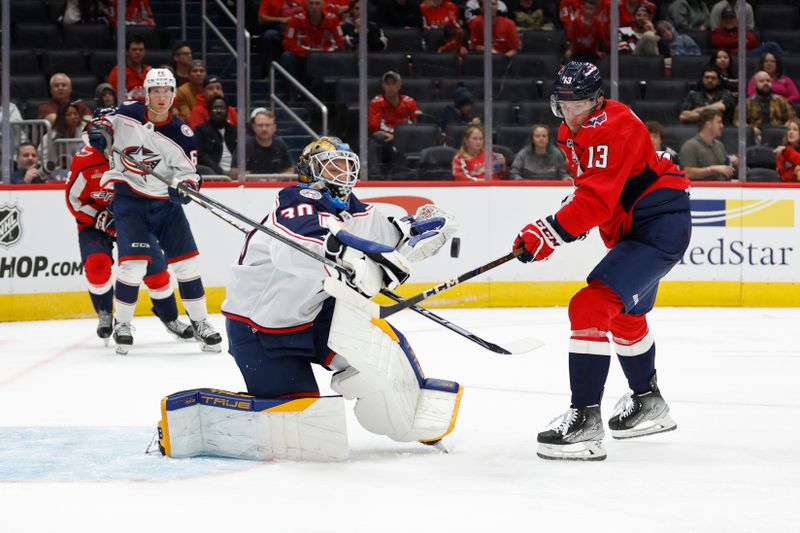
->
503, 337, 545, 354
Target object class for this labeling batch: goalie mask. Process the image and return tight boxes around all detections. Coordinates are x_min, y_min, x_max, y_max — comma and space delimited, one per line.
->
297, 136, 360, 210
143, 68, 177, 106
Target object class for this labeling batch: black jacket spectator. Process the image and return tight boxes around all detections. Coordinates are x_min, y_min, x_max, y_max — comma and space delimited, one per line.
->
194, 96, 238, 176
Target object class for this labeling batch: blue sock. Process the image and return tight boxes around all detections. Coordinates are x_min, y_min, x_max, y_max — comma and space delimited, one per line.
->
89, 289, 113, 314
617, 343, 656, 394
569, 352, 610, 407
151, 293, 179, 323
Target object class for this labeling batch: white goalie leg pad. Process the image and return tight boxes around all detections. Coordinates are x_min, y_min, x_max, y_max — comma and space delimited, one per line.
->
327, 299, 463, 443
158, 389, 349, 461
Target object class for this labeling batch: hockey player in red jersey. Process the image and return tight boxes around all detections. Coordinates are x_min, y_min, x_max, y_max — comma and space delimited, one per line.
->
66, 111, 194, 346
512, 62, 691, 461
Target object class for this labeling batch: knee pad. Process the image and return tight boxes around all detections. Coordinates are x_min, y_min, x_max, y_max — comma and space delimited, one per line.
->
143, 269, 172, 299
84, 253, 113, 293
170, 255, 201, 282
327, 299, 463, 443
568, 280, 624, 334
116, 259, 148, 286
158, 389, 348, 461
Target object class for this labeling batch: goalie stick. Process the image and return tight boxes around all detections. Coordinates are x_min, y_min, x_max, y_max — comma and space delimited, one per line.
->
110, 146, 541, 354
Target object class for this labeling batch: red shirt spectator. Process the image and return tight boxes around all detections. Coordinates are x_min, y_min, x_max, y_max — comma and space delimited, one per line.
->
710, 8, 759, 52
618, 0, 655, 27
282, 0, 345, 57
777, 119, 800, 182
559, 0, 582, 31
187, 77, 240, 129
567, 0, 605, 61
259, 0, 306, 23
452, 125, 508, 180
421, 0, 461, 31
367, 71, 418, 135
108, 35, 152, 95
469, 0, 521, 56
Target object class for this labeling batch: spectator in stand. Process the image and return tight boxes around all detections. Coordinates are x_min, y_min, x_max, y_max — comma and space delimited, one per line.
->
679, 109, 738, 181
108, 35, 152, 96
710, 7, 782, 58
94, 82, 117, 109
617, 0, 655, 27
708, 49, 738, 93
421, 0, 460, 32
735, 71, 796, 132
171, 41, 194, 87
565, 0, 606, 62
38, 73, 92, 126
259, 0, 307, 68
187, 76, 240, 129
452, 125, 507, 180
341, 0, 389, 51
508, 0, 558, 31
10, 143, 44, 185
0, 100, 27, 154
62, 0, 109, 23
40, 102, 88, 176
747, 53, 800, 103
656, 21, 701, 57
194, 96, 238, 178
375, 0, 423, 28
280, 0, 345, 81
243, 108, 294, 176
709, 0, 753, 31
618, 6, 659, 56
368, 70, 419, 176
469, 0, 521, 58
646, 121, 679, 163
667, 0, 710, 32
510, 124, 568, 180
437, 23, 468, 57
174, 60, 206, 121
679, 67, 736, 124
559, 0, 581, 32
441, 85, 481, 131
108, 0, 156, 26
775, 118, 800, 182
465, 0, 509, 24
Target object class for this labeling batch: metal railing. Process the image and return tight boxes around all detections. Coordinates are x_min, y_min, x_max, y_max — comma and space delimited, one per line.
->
201, 0, 250, 115
269, 62, 327, 138
10, 120, 52, 163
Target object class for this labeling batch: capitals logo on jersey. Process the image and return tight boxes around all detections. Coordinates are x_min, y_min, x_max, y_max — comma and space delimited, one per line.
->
582, 112, 607, 129
120, 145, 162, 175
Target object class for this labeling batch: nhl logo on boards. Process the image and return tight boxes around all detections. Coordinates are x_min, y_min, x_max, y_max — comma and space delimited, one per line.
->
0, 203, 23, 248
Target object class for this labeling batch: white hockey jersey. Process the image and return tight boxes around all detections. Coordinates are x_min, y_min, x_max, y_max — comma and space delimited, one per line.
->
100, 101, 199, 199
221, 186, 402, 331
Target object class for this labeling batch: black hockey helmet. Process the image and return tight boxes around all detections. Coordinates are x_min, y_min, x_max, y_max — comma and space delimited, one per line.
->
550, 61, 603, 118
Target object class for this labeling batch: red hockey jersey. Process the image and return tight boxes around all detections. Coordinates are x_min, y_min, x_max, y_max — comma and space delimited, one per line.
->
555, 99, 689, 248
65, 146, 113, 230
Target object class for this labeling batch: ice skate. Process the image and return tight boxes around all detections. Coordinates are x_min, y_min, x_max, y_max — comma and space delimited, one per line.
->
608, 373, 677, 440
537, 405, 606, 461
191, 319, 222, 352
97, 311, 113, 346
162, 318, 194, 341
112, 321, 134, 355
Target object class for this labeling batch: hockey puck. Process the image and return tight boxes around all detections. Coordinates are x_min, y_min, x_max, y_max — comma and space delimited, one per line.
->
450, 237, 461, 258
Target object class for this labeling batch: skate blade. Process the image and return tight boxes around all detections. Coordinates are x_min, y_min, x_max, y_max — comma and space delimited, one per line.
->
102, 337, 110, 347
420, 439, 449, 454
611, 415, 677, 440
199, 342, 222, 353
115, 344, 131, 355
537, 440, 607, 461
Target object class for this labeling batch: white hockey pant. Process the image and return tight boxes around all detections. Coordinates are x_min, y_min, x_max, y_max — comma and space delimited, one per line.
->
327, 300, 463, 443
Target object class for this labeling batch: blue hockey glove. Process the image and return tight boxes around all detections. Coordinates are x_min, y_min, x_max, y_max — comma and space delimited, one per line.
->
169, 179, 198, 205
85, 118, 114, 156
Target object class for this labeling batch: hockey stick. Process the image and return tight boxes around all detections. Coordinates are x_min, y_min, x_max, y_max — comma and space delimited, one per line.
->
110, 147, 539, 354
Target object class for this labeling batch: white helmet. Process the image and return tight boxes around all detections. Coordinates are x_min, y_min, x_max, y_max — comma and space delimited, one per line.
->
143, 68, 176, 106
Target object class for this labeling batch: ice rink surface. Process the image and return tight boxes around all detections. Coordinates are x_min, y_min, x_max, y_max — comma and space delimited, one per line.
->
1, 306, 798, 533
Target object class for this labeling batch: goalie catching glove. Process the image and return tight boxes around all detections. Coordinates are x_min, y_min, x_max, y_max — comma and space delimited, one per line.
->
514, 216, 564, 262
324, 230, 410, 298
391, 204, 459, 262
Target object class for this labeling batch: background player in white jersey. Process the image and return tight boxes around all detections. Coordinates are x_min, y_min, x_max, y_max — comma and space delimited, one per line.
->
88, 69, 221, 355
164, 136, 463, 459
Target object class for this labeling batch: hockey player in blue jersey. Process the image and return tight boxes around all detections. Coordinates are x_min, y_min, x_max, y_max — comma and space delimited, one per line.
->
153, 137, 463, 461
88, 68, 222, 355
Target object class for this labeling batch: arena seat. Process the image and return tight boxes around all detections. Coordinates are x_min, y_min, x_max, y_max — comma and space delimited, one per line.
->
9, 50, 41, 75
603, 79, 644, 102
10, 0, 47, 23
760, 32, 800, 55
437, 78, 485, 100
393, 124, 442, 167
511, 53, 562, 80
42, 50, 89, 77
463, 53, 510, 77
746, 145, 777, 169
721, 128, 756, 154
416, 101, 451, 125
493, 78, 536, 102
646, 79, 689, 100
10, 75, 49, 100
663, 125, 699, 151
417, 146, 458, 180
746, 168, 780, 182
383, 28, 424, 52
412, 53, 461, 77
684, 30, 710, 52
671, 55, 708, 80
89, 50, 119, 78
755, 5, 799, 31
472, 101, 515, 125
306, 52, 357, 80
366, 53, 409, 77
522, 30, 566, 54
422, 29, 446, 52
63, 24, 110, 49
516, 101, 558, 125
761, 126, 786, 148
13, 23, 63, 49
70, 75, 102, 101
630, 100, 682, 124
497, 125, 533, 153
122, 25, 162, 50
